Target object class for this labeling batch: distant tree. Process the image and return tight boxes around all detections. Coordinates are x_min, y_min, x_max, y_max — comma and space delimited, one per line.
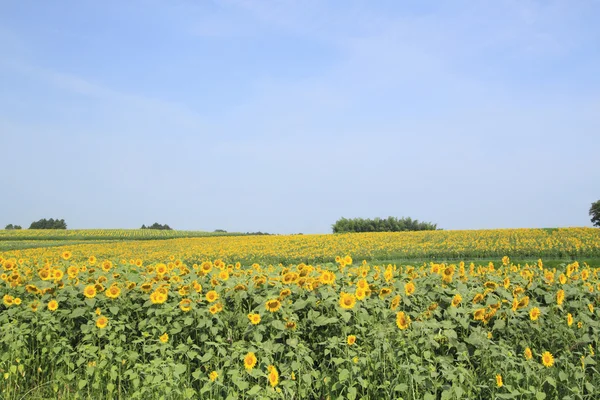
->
29, 218, 67, 229
214, 229, 227, 233
141, 224, 147, 229
332, 216, 438, 233
590, 200, 600, 227
141, 223, 173, 230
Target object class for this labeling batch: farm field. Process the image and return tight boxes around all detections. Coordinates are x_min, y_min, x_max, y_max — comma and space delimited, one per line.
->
1, 228, 600, 399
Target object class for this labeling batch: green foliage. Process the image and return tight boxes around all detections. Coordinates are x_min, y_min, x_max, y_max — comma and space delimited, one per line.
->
29, 218, 67, 229
333, 216, 438, 233
590, 200, 600, 227
141, 223, 172, 230
4, 224, 22, 230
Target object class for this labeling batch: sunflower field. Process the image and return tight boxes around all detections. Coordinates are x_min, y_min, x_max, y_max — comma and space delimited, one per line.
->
1, 229, 600, 399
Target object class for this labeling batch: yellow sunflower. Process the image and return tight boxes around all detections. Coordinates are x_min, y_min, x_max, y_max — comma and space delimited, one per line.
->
48, 300, 59, 311
541, 351, 554, 367
248, 313, 261, 325
396, 311, 411, 330
265, 299, 282, 312
244, 352, 257, 371
339, 292, 356, 310
96, 316, 108, 329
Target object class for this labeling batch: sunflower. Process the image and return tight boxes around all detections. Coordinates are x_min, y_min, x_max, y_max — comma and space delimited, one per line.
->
355, 288, 367, 301
339, 292, 356, 310
265, 298, 282, 312
541, 351, 554, 367
179, 298, 192, 312
556, 289, 565, 306
209, 371, 218, 382
347, 335, 356, 345
589, 304, 594, 314
218, 270, 229, 281
529, 307, 541, 321
267, 365, 279, 387
473, 293, 484, 304
48, 300, 59, 311
396, 311, 411, 330
30, 301, 40, 312
473, 308, 486, 321
244, 352, 257, 371
105, 285, 121, 299
404, 281, 416, 296
285, 321, 297, 330
279, 288, 291, 298
3, 295, 14, 306
451, 293, 462, 307
62, 251, 72, 260
83, 285, 97, 299
379, 288, 392, 298
567, 313, 573, 326
248, 313, 261, 325
206, 290, 219, 303
159, 333, 169, 343
319, 271, 336, 285
390, 295, 401, 310
88, 256, 97, 265
524, 347, 533, 360
96, 316, 108, 329
101, 260, 113, 272
150, 291, 168, 304
496, 374, 503, 388
13, 298, 21, 305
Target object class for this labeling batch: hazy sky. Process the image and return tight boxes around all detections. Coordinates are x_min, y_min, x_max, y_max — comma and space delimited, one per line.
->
1, 0, 599, 234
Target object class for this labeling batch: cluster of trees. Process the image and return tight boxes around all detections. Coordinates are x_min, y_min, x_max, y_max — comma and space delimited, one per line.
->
4, 224, 22, 230
29, 218, 67, 229
141, 223, 173, 230
591, 200, 600, 227
332, 216, 438, 233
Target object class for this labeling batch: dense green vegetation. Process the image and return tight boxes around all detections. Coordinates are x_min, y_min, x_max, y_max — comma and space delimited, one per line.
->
29, 218, 68, 229
332, 216, 438, 233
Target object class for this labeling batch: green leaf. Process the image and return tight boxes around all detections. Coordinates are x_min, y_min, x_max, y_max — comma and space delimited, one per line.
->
271, 320, 285, 330
71, 308, 86, 318
78, 380, 87, 389
109, 306, 119, 315
546, 377, 556, 388
107, 383, 115, 392
347, 387, 357, 400
585, 382, 595, 393
173, 364, 187, 376
535, 392, 546, 400
339, 369, 350, 382
558, 371, 568, 381
423, 393, 436, 400
247, 385, 262, 396
394, 383, 408, 392
235, 380, 249, 390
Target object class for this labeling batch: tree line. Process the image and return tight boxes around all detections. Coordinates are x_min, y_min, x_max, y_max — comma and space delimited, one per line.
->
141, 223, 172, 230
332, 216, 438, 233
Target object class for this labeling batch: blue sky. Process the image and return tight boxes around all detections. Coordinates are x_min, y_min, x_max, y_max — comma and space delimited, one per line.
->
1, 0, 599, 233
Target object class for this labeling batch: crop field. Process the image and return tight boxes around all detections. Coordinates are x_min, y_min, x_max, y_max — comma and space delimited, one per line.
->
1, 228, 600, 399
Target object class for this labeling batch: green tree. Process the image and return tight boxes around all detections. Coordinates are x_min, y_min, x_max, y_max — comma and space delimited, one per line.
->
590, 200, 600, 227
29, 218, 67, 229
332, 216, 438, 233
